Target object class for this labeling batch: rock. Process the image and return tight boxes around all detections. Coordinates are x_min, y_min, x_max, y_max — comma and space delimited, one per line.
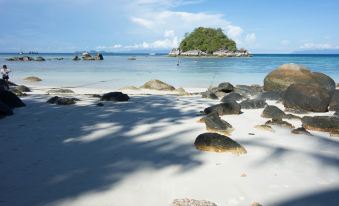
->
302, 116, 339, 133
72, 56, 81, 61
264, 64, 335, 93
96, 102, 104, 107
201, 91, 218, 99
217, 82, 234, 93
283, 83, 332, 112
82, 52, 94, 60
47, 88, 74, 94
283, 113, 301, 120
257, 91, 284, 101
251, 202, 263, 206
0, 99, 13, 116
199, 112, 234, 135
214, 91, 227, 98
194, 133, 247, 155
0, 91, 25, 108
100, 92, 130, 101
221, 92, 246, 103
330, 131, 339, 137
240, 99, 267, 109
141, 79, 175, 91
128, 57, 137, 60
119, 86, 140, 90
15, 85, 31, 92
171, 198, 217, 206
6, 56, 34, 61
292, 127, 312, 136
204, 101, 241, 115
261, 105, 285, 120
47, 96, 79, 105
265, 119, 295, 129
176, 87, 190, 96
35, 56, 45, 61
91, 94, 102, 98
284, 107, 309, 114
9, 88, 26, 97
329, 90, 339, 111
24, 76, 42, 82
255, 124, 274, 132
234, 84, 263, 97
94, 53, 104, 60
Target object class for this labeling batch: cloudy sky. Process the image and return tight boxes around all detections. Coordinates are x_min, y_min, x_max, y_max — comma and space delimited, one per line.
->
0, 0, 338, 53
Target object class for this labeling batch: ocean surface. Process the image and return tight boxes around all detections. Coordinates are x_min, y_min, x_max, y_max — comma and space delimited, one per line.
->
0, 53, 338, 89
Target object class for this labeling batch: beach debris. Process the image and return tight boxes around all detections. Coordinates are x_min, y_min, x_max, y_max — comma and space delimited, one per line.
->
199, 112, 234, 135
329, 90, 339, 111
171, 198, 217, 206
204, 101, 241, 115
23, 76, 42, 82
141, 79, 176, 91
15, 85, 31, 92
265, 119, 295, 129
234, 84, 263, 97
72, 55, 81, 61
47, 88, 74, 94
201, 90, 218, 99
240, 98, 267, 109
255, 124, 274, 132
302, 116, 339, 133
0, 90, 26, 108
0, 99, 13, 117
261, 105, 285, 120
291, 127, 312, 136
264, 63, 335, 93
100, 92, 130, 101
47, 96, 79, 105
194, 133, 247, 154
221, 92, 246, 103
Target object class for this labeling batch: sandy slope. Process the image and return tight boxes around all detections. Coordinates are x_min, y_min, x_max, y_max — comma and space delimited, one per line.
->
0, 87, 339, 206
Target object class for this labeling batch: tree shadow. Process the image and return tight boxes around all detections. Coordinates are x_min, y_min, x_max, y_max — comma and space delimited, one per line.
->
0, 95, 203, 206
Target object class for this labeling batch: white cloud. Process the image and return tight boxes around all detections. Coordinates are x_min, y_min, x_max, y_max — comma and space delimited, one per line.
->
245, 33, 256, 44
131, 17, 154, 29
280, 40, 290, 47
300, 42, 339, 49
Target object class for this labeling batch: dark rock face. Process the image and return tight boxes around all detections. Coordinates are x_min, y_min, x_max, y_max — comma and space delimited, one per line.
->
204, 101, 241, 115
194, 133, 246, 154
302, 116, 339, 133
47, 88, 74, 94
329, 90, 339, 111
6, 56, 34, 61
141, 79, 175, 91
240, 99, 267, 109
265, 119, 295, 129
72, 56, 81, 61
217, 82, 234, 93
264, 64, 336, 93
95, 53, 104, 60
9, 88, 26, 97
257, 91, 284, 101
234, 84, 263, 97
201, 91, 218, 100
221, 92, 245, 103
100, 92, 130, 101
47, 96, 79, 105
291, 127, 312, 136
262, 105, 285, 120
35, 56, 45, 61
283, 83, 333, 112
199, 112, 233, 135
0, 99, 13, 116
15, 85, 31, 92
0, 91, 25, 108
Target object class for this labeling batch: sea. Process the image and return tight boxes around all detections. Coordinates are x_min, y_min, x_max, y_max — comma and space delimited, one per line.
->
0, 53, 338, 89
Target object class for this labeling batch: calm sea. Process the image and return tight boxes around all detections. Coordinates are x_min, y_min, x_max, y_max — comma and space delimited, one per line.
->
0, 53, 338, 89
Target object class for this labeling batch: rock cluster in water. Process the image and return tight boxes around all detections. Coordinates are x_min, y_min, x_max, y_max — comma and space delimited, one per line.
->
169, 48, 251, 57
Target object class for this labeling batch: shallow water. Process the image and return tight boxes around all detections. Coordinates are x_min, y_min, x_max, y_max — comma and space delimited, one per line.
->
1, 53, 338, 89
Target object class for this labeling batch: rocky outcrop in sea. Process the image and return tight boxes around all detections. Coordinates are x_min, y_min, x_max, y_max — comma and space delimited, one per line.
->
169, 48, 251, 57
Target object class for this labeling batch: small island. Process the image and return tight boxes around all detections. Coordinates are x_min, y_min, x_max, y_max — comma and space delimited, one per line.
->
169, 27, 251, 57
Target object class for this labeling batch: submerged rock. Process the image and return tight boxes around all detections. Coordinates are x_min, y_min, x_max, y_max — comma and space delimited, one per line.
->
302, 116, 339, 133
261, 105, 285, 120
204, 101, 241, 115
24, 76, 42, 82
0, 90, 25, 108
47, 96, 79, 105
171, 198, 217, 206
240, 99, 267, 109
283, 83, 332, 112
199, 112, 233, 135
265, 119, 295, 129
292, 127, 312, 136
194, 133, 247, 155
100, 92, 130, 101
47, 88, 74, 94
264, 63, 336, 93
141, 79, 175, 91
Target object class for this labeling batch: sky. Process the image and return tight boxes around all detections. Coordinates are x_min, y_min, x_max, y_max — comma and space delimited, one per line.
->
0, 0, 338, 53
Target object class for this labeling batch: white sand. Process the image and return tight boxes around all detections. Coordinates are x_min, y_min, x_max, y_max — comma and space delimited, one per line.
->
1, 86, 339, 206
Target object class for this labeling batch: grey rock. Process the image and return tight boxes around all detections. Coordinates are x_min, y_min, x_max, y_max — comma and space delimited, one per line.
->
15, 85, 31, 92
240, 99, 267, 109
23, 76, 42, 82
201, 91, 218, 100
221, 92, 246, 103
302, 116, 339, 133
0, 90, 25, 108
329, 90, 339, 111
204, 101, 241, 115
262, 105, 285, 120
217, 82, 234, 93
265, 119, 295, 129
292, 127, 312, 136
47, 88, 74, 94
234, 84, 263, 97
141, 79, 175, 91
199, 112, 233, 135
35, 56, 45, 61
47, 96, 79, 105
257, 91, 284, 101
100, 92, 130, 101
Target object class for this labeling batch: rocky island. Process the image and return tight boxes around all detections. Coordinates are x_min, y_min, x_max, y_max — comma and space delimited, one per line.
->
169, 27, 251, 57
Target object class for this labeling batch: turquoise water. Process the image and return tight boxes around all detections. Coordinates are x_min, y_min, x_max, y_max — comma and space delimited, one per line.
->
0, 53, 338, 89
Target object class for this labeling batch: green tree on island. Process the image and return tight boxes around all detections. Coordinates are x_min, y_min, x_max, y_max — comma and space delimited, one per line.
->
179, 27, 237, 54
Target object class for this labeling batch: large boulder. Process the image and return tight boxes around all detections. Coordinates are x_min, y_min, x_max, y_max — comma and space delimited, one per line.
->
72, 56, 81, 61
199, 112, 233, 135
35, 56, 45, 61
262, 105, 285, 120
234, 84, 263, 97
15, 85, 31, 92
100, 92, 130, 101
94, 53, 104, 60
265, 119, 295, 129
141, 79, 175, 91
204, 101, 241, 115
302, 116, 339, 133
201, 91, 218, 100
217, 82, 234, 93
240, 99, 267, 109
24, 76, 42, 82
0, 91, 25, 108
221, 92, 246, 103
194, 133, 247, 155
257, 91, 284, 101
264, 64, 335, 93
283, 84, 332, 112
0, 100, 13, 116
47, 96, 79, 105
329, 90, 339, 111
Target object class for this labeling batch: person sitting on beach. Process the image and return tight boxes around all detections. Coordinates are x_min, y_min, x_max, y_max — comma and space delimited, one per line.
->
1, 65, 11, 90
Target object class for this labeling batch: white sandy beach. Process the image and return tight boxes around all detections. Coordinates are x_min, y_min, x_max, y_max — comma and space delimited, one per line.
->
1, 84, 339, 206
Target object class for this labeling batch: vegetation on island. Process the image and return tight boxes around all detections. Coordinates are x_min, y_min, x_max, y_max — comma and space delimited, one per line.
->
179, 27, 237, 54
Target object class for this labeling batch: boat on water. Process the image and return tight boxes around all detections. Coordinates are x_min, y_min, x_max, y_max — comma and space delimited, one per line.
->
128, 57, 137, 60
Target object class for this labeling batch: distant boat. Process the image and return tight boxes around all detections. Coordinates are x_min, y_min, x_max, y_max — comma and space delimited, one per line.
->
19, 51, 24, 55
128, 57, 137, 60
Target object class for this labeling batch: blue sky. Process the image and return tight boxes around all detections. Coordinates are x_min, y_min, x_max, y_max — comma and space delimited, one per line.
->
0, 0, 338, 53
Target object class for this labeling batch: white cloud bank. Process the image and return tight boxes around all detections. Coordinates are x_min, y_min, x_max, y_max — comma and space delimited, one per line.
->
300, 42, 339, 49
